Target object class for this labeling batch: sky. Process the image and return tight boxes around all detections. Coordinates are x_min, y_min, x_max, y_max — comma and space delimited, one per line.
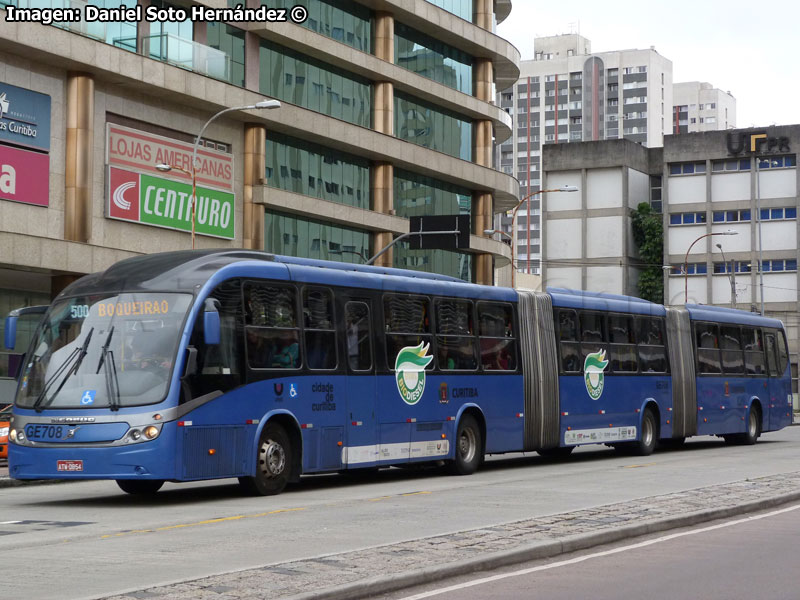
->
497, 0, 800, 128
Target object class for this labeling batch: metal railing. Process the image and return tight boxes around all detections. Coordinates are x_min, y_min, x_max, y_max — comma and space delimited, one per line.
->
18, 0, 106, 41
138, 33, 231, 83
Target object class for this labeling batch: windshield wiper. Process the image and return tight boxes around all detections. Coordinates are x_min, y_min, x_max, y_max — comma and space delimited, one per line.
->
95, 326, 115, 374
104, 349, 121, 412
33, 327, 94, 413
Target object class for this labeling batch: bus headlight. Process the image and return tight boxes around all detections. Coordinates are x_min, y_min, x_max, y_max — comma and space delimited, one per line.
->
143, 426, 160, 440
10, 429, 23, 442
8, 428, 16, 442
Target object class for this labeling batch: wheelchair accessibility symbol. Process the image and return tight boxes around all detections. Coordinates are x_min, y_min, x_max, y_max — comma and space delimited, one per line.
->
81, 390, 97, 405
289, 384, 298, 398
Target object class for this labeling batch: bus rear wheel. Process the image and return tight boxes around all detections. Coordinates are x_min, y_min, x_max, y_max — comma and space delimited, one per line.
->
240, 423, 292, 496
449, 414, 482, 475
618, 409, 657, 456
727, 407, 762, 446
116, 479, 164, 495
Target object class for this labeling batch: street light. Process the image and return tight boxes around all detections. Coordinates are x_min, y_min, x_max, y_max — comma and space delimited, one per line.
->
484, 228, 513, 285
504, 185, 578, 288
715, 242, 736, 308
684, 229, 738, 304
156, 99, 281, 249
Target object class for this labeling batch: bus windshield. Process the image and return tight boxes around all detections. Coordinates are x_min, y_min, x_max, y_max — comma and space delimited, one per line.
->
15, 292, 192, 410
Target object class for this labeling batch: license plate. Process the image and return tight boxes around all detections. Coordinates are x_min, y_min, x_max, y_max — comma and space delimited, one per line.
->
57, 460, 83, 472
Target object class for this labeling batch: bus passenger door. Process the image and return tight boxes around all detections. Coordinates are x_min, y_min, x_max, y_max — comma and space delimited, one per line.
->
342, 299, 378, 469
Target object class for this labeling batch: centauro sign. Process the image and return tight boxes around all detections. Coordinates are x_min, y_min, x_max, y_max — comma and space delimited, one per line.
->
107, 166, 235, 239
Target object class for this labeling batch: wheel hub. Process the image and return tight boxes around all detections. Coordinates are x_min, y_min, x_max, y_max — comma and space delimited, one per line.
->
260, 439, 286, 478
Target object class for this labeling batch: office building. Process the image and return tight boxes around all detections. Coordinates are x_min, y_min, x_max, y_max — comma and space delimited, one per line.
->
0, 0, 521, 398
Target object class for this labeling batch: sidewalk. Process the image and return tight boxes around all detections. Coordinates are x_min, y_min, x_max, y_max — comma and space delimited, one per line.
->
97, 470, 800, 600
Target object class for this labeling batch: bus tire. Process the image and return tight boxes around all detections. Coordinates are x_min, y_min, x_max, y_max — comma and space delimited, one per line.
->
631, 409, 657, 456
537, 446, 574, 459
240, 422, 292, 496
116, 479, 164, 495
449, 414, 482, 476
741, 406, 762, 445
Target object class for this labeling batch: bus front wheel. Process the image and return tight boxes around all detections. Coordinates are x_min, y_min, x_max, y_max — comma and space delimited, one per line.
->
240, 423, 292, 496
449, 414, 482, 475
116, 479, 164, 495
618, 409, 657, 456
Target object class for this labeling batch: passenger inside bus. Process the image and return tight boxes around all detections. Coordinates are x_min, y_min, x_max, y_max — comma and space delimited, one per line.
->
271, 330, 299, 369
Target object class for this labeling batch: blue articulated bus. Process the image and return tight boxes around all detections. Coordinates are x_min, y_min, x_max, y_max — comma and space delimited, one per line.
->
4, 250, 793, 495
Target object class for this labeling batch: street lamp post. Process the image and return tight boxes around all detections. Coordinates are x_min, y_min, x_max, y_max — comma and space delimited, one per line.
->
156, 99, 280, 249
715, 242, 736, 308
506, 185, 578, 287
684, 229, 738, 304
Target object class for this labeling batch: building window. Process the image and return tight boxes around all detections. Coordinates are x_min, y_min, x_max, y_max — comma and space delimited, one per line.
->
265, 132, 370, 209
712, 209, 751, 223
424, 0, 473, 21
714, 261, 753, 274
759, 207, 798, 221
758, 155, 797, 169
712, 158, 751, 172
394, 22, 473, 95
266, 0, 372, 52
670, 263, 707, 275
669, 161, 706, 175
259, 39, 371, 127
264, 210, 370, 265
669, 212, 707, 226
207, 23, 245, 87
394, 92, 472, 161
759, 259, 799, 272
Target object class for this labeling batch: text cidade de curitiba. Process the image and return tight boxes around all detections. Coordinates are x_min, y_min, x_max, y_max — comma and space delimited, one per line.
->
4, 4, 309, 26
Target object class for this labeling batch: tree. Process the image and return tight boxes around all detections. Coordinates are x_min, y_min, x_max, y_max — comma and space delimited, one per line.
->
631, 202, 663, 304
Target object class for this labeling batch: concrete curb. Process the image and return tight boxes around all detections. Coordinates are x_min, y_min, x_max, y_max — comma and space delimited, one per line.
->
285, 490, 800, 600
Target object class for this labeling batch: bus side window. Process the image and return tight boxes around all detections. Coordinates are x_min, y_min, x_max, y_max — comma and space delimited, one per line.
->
345, 302, 372, 372
556, 309, 581, 373
695, 322, 722, 375
185, 279, 244, 400
478, 302, 516, 371
720, 325, 744, 374
303, 288, 336, 370
435, 299, 477, 371
579, 311, 607, 368
742, 327, 766, 375
608, 314, 637, 373
765, 333, 779, 377
244, 282, 301, 370
635, 316, 668, 373
384, 294, 431, 369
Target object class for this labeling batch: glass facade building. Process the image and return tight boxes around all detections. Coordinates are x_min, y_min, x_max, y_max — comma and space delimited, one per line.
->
265, 211, 371, 264
395, 92, 472, 161
265, 132, 371, 209
395, 23, 473, 95
259, 39, 372, 127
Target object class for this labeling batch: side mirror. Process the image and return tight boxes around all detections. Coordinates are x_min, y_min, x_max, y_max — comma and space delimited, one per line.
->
4, 315, 17, 350
4, 305, 48, 350
203, 298, 221, 346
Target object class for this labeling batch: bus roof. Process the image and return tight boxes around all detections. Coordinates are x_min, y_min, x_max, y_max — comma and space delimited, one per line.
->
547, 288, 666, 316
686, 304, 785, 329
58, 250, 515, 302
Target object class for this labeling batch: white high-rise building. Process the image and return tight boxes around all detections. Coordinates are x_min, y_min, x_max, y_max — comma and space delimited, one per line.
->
496, 34, 673, 275
672, 82, 736, 134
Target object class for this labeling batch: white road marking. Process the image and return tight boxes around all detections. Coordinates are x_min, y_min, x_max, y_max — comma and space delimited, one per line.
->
398, 503, 800, 599
0, 521, 22, 525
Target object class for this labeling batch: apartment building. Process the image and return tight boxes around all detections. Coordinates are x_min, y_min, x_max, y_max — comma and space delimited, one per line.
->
673, 81, 736, 134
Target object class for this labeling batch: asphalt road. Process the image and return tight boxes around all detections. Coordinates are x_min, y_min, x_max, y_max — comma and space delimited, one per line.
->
382, 503, 800, 600
2, 428, 800, 599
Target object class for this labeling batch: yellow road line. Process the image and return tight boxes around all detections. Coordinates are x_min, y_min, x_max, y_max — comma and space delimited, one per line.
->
101, 507, 306, 539
624, 462, 657, 469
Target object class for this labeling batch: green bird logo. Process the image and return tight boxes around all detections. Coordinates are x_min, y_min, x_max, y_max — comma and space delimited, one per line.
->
395, 343, 434, 405
584, 350, 609, 400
